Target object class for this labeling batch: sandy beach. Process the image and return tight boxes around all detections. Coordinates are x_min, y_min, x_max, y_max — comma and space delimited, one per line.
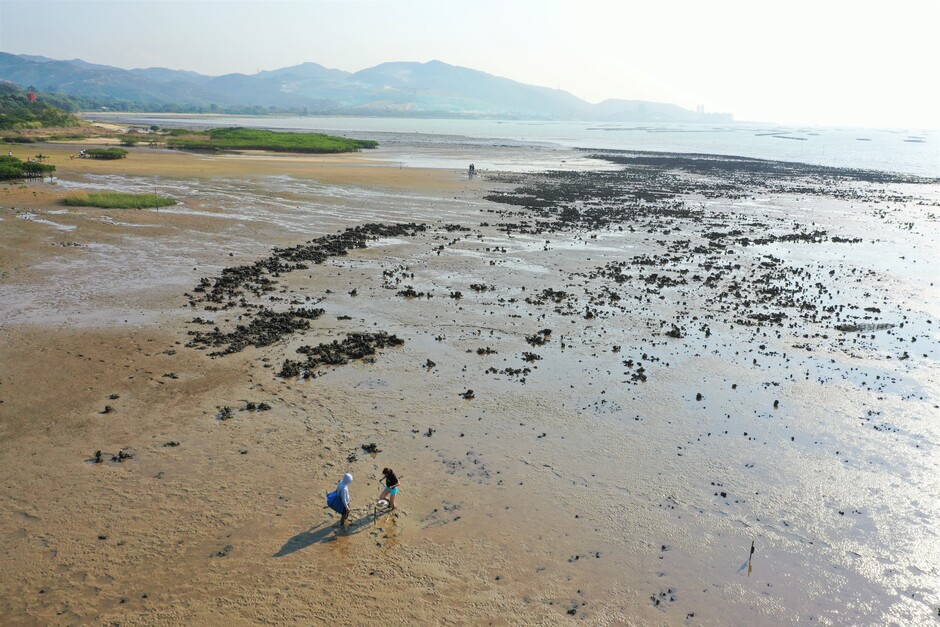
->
1, 141, 938, 625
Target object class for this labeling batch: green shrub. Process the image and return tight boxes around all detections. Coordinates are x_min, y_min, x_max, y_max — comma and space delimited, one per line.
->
166, 127, 378, 153
0, 163, 22, 178
62, 191, 176, 209
0, 155, 55, 180
13, 120, 43, 130
84, 148, 128, 160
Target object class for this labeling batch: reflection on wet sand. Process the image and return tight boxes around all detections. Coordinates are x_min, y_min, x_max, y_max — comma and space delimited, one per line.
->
0, 142, 938, 624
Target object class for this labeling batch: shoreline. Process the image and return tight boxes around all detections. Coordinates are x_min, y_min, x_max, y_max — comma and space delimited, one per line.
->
78, 112, 940, 178
1, 139, 938, 624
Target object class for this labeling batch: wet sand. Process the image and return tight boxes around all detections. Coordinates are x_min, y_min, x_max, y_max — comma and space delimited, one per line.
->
1, 141, 938, 625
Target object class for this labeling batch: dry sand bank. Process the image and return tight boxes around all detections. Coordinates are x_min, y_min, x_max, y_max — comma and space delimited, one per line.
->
1, 142, 938, 625
3, 143, 463, 193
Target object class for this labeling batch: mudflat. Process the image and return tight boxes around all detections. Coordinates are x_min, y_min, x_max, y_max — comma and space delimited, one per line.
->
1, 141, 938, 625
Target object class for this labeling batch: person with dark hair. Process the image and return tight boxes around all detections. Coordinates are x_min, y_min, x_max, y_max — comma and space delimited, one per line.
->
380, 468, 400, 510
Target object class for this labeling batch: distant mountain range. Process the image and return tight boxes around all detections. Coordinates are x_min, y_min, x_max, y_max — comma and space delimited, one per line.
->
0, 52, 732, 123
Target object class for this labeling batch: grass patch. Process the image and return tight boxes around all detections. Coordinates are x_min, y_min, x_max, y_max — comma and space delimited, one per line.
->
166, 127, 378, 153
62, 191, 176, 209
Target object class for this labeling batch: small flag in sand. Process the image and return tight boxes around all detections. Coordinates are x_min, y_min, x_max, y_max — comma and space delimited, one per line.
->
737, 540, 756, 576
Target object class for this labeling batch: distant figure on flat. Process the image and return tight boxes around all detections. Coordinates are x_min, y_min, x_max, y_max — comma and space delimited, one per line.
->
380, 467, 400, 510
468, 163, 476, 179
326, 472, 353, 527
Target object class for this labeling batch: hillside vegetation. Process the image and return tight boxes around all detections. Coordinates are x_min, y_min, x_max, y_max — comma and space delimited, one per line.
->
0, 53, 734, 122
0, 81, 80, 130
165, 127, 378, 153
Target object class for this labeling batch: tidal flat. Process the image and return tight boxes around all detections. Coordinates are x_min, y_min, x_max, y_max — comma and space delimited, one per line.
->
0, 141, 938, 625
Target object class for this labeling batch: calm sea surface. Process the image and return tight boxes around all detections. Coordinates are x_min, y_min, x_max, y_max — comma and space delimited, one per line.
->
88, 114, 939, 177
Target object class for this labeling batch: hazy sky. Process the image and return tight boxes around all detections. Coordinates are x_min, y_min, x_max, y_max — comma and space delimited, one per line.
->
1, 0, 937, 128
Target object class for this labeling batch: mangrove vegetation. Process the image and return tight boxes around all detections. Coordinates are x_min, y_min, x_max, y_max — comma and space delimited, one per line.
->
165, 127, 378, 153
84, 148, 128, 160
0, 155, 55, 180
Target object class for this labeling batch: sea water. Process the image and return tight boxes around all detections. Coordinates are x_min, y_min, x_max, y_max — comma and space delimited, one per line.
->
86, 113, 939, 177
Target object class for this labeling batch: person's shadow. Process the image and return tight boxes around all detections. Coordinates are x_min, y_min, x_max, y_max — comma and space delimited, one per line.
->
273, 511, 377, 557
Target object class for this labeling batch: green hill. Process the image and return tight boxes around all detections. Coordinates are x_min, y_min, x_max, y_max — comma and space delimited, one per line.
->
0, 53, 733, 122
0, 81, 80, 129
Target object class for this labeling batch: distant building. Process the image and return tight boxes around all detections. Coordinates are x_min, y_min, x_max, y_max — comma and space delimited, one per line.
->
27, 91, 37, 102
